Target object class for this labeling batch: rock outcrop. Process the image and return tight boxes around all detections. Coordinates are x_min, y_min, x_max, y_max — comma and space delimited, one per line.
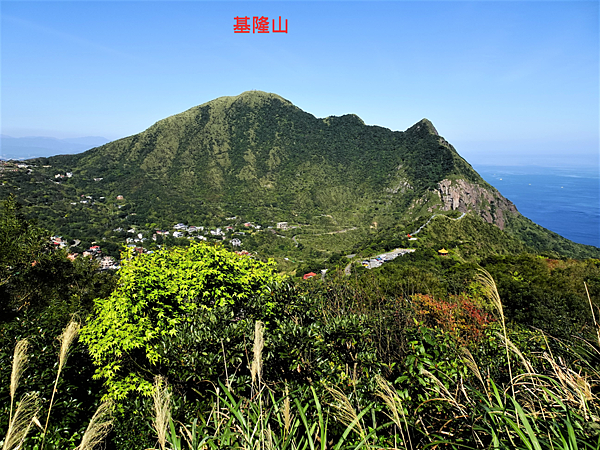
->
435, 179, 519, 229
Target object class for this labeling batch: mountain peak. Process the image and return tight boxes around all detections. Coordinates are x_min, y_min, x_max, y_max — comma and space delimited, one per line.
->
407, 118, 439, 136
198, 91, 293, 110
10, 91, 599, 260
237, 90, 288, 101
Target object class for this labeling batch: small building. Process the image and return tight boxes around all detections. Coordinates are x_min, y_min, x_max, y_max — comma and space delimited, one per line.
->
303, 272, 317, 280
100, 256, 115, 270
276, 222, 288, 230
116, 195, 124, 200
438, 248, 449, 256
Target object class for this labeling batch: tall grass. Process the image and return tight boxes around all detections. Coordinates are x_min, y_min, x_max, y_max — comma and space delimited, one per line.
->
421, 274, 600, 449
143, 277, 600, 450
478, 269, 515, 400
41, 320, 80, 450
8, 339, 28, 426
75, 400, 114, 450
149, 321, 385, 450
3, 392, 40, 450
2, 320, 113, 450
153, 376, 172, 450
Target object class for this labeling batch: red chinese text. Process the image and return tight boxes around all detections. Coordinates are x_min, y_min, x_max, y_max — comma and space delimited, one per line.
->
233, 16, 251, 33
253, 16, 269, 33
272, 16, 288, 33
234, 16, 288, 34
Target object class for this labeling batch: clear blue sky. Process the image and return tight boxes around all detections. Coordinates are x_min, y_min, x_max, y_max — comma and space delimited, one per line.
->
1, 0, 598, 166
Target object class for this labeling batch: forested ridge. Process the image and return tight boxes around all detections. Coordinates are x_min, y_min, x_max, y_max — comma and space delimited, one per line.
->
1, 91, 598, 262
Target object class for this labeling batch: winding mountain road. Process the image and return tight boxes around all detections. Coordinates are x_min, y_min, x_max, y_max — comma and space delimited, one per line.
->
343, 212, 467, 275
411, 212, 466, 235
292, 227, 357, 247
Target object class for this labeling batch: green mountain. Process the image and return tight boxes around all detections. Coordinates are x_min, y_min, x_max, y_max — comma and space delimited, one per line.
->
1, 91, 598, 260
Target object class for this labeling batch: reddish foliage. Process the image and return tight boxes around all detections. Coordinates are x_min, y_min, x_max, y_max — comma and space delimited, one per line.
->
545, 258, 563, 270
410, 293, 494, 343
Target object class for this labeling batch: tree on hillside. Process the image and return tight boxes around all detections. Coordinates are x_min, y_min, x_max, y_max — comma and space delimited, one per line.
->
0, 194, 65, 317
81, 242, 385, 409
0, 194, 51, 284
0, 194, 115, 320
80, 243, 285, 400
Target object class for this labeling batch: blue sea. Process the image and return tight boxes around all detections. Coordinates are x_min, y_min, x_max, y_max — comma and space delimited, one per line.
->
473, 165, 600, 249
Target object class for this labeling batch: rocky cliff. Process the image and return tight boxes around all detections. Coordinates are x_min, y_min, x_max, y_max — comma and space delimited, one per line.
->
435, 179, 519, 229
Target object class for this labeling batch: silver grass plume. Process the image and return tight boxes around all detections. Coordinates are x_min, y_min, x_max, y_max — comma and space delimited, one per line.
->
325, 385, 365, 439
495, 332, 535, 375
3, 392, 40, 450
420, 369, 467, 416
58, 320, 81, 374
9, 340, 29, 424
477, 269, 515, 399
585, 282, 600, 347
375, 375, 413, 450
283, 386, 292, 435
41, 320, 81, 450
153, 376, 172, 450
75, 401, 114, 450
461, 347, 484, 389
543, 353, 593, 414
251, 321, 265, 386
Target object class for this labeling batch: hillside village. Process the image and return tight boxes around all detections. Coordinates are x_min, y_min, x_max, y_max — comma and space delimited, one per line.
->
0, 160, 506, 276
49, 216, 266, 272
2, 160, 445, 278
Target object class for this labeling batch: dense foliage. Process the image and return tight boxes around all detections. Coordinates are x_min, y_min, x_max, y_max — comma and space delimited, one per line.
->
81, 243, 284, 400
0, 196, 115, 449
2, 234, 600, 448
